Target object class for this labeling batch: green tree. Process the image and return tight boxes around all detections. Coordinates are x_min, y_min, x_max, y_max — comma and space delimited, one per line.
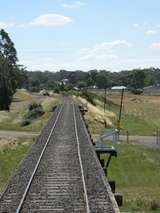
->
86, 77, 94, 87
0, 29, 22, 110
11, 65, 28, 89
44, 80, 57, 90
78, 81, 87, 89
144, 74, 155, 87
95, 72, 108, 89
131, 70, 146, 89
64, 83, 74, 91
89, 70, 98, 84
0, 29, 18, 64
0, 57, 15, 110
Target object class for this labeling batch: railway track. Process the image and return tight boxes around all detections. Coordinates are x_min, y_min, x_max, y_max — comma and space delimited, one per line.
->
0, 100, 120, 213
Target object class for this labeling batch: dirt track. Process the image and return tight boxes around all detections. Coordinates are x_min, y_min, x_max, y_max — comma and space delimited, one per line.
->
0, 130, 39, 139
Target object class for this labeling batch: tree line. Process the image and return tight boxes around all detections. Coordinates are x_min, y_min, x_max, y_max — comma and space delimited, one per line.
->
24, 68, 160, 92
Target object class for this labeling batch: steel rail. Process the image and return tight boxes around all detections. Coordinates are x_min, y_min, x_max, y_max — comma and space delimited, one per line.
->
73, 104, 90, 213
16, 105, 63, 213
78, 104, 121, 213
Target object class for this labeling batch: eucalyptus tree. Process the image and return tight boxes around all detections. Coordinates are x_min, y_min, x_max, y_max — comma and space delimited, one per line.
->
0, 29, 22, 110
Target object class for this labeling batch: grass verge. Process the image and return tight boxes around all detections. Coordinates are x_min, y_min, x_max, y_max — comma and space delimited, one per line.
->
0, 138, 33, 194
103, 142, 160, 213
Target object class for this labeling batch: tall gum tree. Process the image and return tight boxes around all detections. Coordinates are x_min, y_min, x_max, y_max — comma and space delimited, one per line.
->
0, 29, 22, 110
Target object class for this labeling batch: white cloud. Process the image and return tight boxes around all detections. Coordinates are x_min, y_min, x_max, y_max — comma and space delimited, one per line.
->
16, 23, 27, 28
151, 42, 160, 49
143, 22, 149, 27
114, 58, 160, 71
0, 21, 8, 29
19, 40, 131, 71
0, 21, 15, 29
146, 30, 157, 35
133, 22, 150, 29
79, 40, 131, 61
21, 57, 160, 72
22, 41, 160, 72
0, 14, 73, 29
31, 14, 72, 27
62, 1, 86, 8
94, 40, 131, 49
133, 23, 139, 28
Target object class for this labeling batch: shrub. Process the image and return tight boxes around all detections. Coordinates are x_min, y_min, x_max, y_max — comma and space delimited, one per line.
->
29, 103, 41, 111
54, 88, 60, 94
81, 90, 96, 105
150, 201, 159, 211
21, 103, 45, 126
26, 107, 44, 120
130, 88, 143, 95
51, 106, 57, 112
21, 119, 31, 126
64, 83, 73, 91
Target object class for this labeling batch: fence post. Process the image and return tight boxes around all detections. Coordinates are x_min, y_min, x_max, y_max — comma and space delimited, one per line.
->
126, 130, 129, 143
156, 128, 159, 145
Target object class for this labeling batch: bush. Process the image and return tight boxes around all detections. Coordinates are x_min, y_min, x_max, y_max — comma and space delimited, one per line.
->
150, 201, 159, 211
130, 88, 143, 95
51, 106, 57, 112
81, 90, 96, 105
26, 107, 44, 120
21, 103, 44, 126
64, 83, 73, 91
21, 119, 31, 126
54, 88, 60, 94
29, 103, 42, 111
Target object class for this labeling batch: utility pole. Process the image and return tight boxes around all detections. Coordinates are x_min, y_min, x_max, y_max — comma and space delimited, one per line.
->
104, 88, 107, 112
117, 88, 124, 133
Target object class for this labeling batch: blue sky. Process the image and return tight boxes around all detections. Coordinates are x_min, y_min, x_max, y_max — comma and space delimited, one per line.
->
1, 0, 160, 71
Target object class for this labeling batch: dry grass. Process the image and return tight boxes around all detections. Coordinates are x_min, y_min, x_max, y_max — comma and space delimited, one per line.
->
74, 96, 115, 134
0, 139, 17, 150
42, 95, 61, 112
90, 91, 160, 135
0, 138, 31, 151
0, 89, 61, 132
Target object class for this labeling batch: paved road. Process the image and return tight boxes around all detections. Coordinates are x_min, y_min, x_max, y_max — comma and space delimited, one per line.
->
119, 135, 160, 148
94, 133, 160, 148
